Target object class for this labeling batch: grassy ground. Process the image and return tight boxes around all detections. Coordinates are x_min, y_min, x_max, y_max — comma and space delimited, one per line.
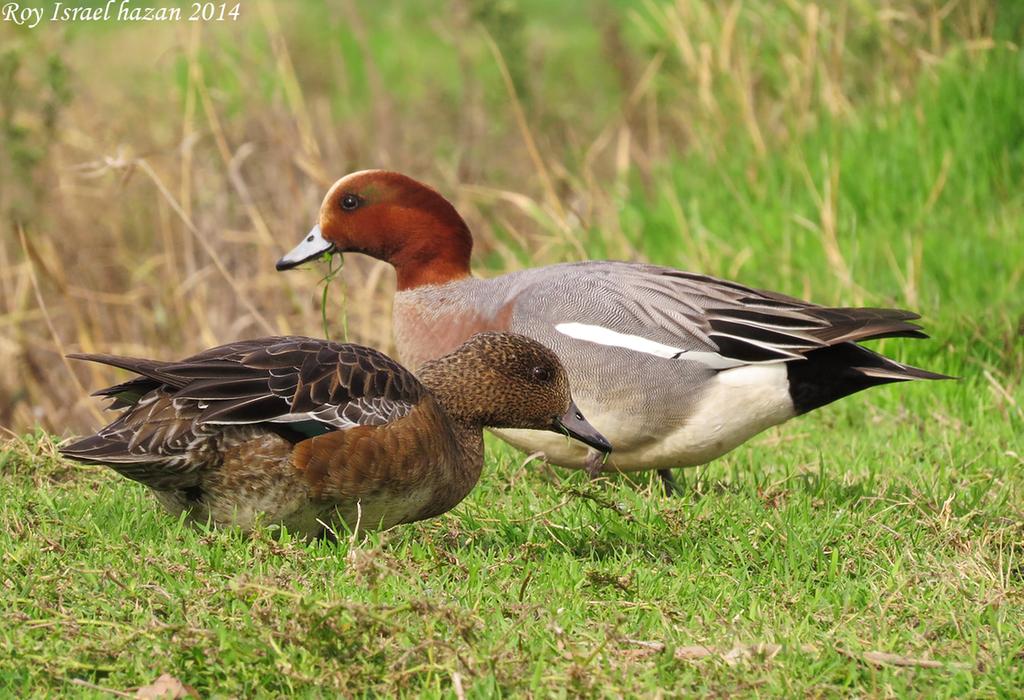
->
1, 0, 1022, 696
2, 394, 1022, 697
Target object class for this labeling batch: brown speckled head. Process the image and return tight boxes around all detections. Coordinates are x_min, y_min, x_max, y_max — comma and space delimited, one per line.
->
417, 332, 611, 453
281, 170, 473, 291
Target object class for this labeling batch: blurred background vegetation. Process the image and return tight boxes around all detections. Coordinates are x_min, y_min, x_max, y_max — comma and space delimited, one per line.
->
0, 0, 1020, 434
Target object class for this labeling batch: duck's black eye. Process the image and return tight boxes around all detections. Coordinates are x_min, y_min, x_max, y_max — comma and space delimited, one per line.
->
340, 193, 360, 211
532, 365, 553, 382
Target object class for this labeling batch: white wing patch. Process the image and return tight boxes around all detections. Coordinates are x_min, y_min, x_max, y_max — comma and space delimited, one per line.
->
554, 322, 747, 369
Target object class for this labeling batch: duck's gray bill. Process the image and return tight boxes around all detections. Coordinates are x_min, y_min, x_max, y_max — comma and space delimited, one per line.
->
554, 401, 612, 453
276, 225, 335, 271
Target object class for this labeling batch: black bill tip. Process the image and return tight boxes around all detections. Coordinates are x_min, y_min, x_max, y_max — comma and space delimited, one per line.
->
276, 225, 334, 271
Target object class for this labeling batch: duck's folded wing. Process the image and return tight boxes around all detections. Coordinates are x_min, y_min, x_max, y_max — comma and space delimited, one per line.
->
170, 338, 427, 430
518, 262, 929, 368
62, 338, 427, 471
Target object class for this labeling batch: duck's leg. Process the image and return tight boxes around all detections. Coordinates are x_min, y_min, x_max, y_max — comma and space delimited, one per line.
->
584, 450, 605, 479
657, 469, 679, 496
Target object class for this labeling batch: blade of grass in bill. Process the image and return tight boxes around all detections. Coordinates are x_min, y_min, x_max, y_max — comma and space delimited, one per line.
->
318, 252, 347, 341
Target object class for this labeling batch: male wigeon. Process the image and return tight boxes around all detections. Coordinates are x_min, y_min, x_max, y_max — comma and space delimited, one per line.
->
61, 333, 610, 537
277, 171, 949, 491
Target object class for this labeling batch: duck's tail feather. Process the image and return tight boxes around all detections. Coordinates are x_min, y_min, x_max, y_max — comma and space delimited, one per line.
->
60, 432, 149, 465
60, 429, 205, 493
787, 342, 953, 414
852, 361, 952, 382
68, 352, 184, 388
68, 352, 184, 409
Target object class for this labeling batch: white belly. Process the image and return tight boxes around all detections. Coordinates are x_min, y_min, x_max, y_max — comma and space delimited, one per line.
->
494, 364, 796, 472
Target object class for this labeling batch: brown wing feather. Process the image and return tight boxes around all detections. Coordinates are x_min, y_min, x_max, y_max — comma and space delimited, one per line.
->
59, 389, 213, 490
61, 337, 428, 490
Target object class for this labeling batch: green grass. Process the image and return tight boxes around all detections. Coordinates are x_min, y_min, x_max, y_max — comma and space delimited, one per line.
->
2, 389, 1022, 697
2, 1, 1023, 696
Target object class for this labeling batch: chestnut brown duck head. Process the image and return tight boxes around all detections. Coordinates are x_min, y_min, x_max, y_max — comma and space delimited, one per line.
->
60, 332, 609, 539
275, 170, 471, 290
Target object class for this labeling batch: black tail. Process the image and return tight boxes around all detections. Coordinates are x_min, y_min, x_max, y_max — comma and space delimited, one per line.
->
786, 343, 952, 415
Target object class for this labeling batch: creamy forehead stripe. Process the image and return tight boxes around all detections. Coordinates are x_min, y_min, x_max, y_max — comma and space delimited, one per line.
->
325, 169, 386, 203
554, 322, 745, 369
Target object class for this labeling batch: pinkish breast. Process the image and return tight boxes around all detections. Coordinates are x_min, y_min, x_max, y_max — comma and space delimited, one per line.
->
392, 284, 514, 371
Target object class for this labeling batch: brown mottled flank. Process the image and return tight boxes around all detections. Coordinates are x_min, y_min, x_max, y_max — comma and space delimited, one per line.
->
61, 333, 604, 539
153, 429, 323, 534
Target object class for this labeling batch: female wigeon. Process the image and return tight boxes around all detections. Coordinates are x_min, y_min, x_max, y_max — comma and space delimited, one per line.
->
277, 171, 948, 491
60, 333, 610, 537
